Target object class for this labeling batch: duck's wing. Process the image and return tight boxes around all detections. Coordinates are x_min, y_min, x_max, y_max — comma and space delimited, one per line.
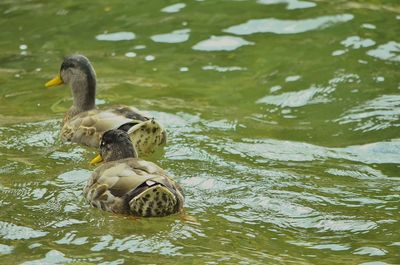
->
83, 160, 157, 213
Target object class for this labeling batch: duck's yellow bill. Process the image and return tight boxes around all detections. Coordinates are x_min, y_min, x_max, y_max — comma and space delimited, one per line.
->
45, 74, 63, 88
90, 154, 103, 166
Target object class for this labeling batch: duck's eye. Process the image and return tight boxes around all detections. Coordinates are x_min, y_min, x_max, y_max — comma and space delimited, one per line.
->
61, 61, 76, 70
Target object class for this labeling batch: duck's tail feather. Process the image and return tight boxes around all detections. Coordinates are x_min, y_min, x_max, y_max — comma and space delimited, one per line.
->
125, 119, 167, 155
127, 182, 179, 217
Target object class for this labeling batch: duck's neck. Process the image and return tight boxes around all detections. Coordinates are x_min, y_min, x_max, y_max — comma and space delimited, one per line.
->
104, 147, 138, 162
68, 72, 96, 119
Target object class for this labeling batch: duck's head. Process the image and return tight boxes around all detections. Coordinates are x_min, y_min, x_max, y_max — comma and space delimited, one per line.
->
45, 55, 96, 111
90, 129, 138, 166
45, 55, 96, 88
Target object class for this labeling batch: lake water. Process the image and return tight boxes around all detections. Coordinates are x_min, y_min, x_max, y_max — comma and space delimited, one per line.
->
0, 0, 399, 264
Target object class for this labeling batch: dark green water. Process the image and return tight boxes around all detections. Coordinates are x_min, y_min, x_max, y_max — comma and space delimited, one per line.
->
0, 0, 399, 264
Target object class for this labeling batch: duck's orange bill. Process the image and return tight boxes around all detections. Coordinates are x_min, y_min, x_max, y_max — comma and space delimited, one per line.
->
45, 74, 63, 88
90, 154, 103, 166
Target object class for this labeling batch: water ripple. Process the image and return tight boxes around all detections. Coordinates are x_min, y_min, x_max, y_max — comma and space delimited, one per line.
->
0, 244, 14, 254
315, 219, 377, 233
202, 65, 246, 72
367, 41, 400, 62
290, 241, 350, 251
0, 221, 48, 240
256, 73, 359, 108
222, 137, 400, 164
326, 164, 388, 180
95, 32, 136, 41
224, 14, 354, 35
91, 234, 184, 256
0, 120, 59, 151
55, 231, 89, 245
341, 35, 376, 49
192, 36, 253, 51
21, 250, 72, 265
353, 247, 387, 256
257, 0, 316, 10
257, 85, 332, 107
151, 29, 190, 43
336, 95, 400, 132
161, 3, 186, 13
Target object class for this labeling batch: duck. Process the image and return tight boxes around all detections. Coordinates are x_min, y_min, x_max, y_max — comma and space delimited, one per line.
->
83, 129, 184, 217
45, 55, 166, 156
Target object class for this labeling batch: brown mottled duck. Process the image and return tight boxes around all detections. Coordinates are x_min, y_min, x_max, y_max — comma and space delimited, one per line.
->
84, 129, 184, 217
45, 55, 166, 156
